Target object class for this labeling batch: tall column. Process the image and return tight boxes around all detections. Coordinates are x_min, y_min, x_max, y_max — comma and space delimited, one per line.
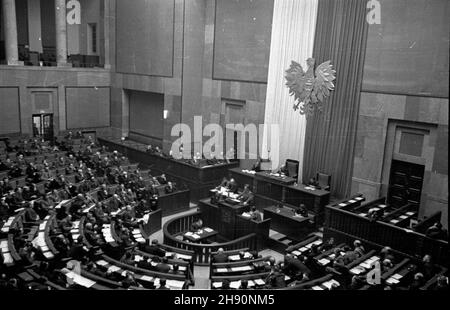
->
2, 0, 20, 65
55, 0, 68, 66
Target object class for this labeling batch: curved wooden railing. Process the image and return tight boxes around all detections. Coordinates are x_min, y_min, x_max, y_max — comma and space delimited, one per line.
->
163, 211, 258, 265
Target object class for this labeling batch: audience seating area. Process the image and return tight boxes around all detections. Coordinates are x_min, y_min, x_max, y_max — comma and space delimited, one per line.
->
0, 134, 192, 290
0, 133, 448, 290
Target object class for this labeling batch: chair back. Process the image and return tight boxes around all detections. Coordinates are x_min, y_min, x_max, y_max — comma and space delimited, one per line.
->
286, 159, 299, 179
316, 172, 331, 190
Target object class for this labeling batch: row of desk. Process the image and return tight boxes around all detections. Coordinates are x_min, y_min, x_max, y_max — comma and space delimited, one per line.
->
98, 138, 239, 202
229, 168, 330, 223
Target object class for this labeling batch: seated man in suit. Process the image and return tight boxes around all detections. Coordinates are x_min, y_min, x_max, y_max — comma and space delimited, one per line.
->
107, 194, 123, 213
426, 222, 448, 240
136, 257, 153, 270
190, 217, 203, 231
210, 191, 223, 205
308, 177, 319, 187
155, 257, 171, 273
249, 206, 263, 222
158, 278, 170, 290
226, 178, 238, 193
265, 265, 286, 288
212, 248, 228, 263
218, 177, 229, 188
277, 164, 288, 175
149, 194, 159, 211
165, 182, 177, 194
296, 204, 308, 217
283, 253, 311, 279
157, 174, 168, 185
69, 194, 87, 216
142, 239, 166, 257
237, 184, 254, 206
252, 157, 263, 172
84, 222, 101, 245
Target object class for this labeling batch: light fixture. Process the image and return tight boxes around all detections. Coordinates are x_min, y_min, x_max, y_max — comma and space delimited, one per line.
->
163, 110, 169, 120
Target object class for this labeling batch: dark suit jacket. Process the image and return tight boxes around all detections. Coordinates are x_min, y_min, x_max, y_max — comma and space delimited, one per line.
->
155, 263, 170, 274
213, 253, 228, 263
284, 255, 311, 276
143, 245, 166, 257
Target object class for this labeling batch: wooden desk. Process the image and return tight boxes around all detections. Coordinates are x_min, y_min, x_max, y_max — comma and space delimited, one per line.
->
98, 138, 239, 202
284, 184, 330, 221
198, 198, 249, 241
229, 168, 330, 224
183, 228, 218, 243
235, 214, 270, 250
263, 206, 315, 241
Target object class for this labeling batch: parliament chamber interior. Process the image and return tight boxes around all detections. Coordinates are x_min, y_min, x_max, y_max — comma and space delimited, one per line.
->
0, 0, 448, 292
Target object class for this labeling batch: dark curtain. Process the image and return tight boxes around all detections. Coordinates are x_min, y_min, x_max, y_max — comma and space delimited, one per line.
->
302, 0, 369, 199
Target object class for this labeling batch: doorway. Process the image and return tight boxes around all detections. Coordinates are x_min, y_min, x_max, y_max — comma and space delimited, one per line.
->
32, 114, 54, 141
387, 159, 424, 208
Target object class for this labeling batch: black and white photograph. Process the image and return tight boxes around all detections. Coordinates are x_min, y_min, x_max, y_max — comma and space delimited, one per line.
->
0, 0, 448, 302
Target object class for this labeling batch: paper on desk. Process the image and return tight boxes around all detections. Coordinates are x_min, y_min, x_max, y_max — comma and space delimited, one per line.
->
3, 252, 13, 264
55, 200, 70, 209
72, 274, 96, 288
96, 260, 108, 266
292, 250, 301, 256
191, 234, 200, 239
204, 228, 213, 233
323, 279, 340, 289
244, 252, 252, 258
228, 255, 240, 261
355, 197, 364, 201
406, 212, 415, 216
43, 251, 54, 259
176, 254, 191, 260
399, 215, 408, 219
134, 255, 144, 262
212, 282, 222, 288
232, 266, 252, 272
247, 280, 255, 287
391, 273, 403, 280
254, 279, 265, 286
167, 280, 184, 289
139, 275, 154, 282
299, 247, 308, 252
136, 237, 146, 243
184, 232, 193, 236
386, 277, 399, 284
390, 219, 399, 224
318, 258, 330, 266
230, 281, 241, 289
107, 265, 121, 273
348, 200, 356, 204
216, 268, 228, 273
312, 286, 323, 290
0, 240, 8, 249
338, 203, 347, 207
105, 236, 115, 243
